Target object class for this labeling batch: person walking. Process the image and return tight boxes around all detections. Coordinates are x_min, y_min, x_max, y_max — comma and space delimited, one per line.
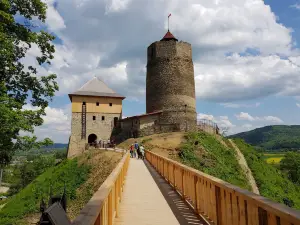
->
129, 144, 134, 158
134, 141, 139, 158
139, 145, 145, 160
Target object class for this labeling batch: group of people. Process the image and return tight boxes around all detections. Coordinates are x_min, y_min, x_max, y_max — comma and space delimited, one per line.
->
129, 141, 145, 160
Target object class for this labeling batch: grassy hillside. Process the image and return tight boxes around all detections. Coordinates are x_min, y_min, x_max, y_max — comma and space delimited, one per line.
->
229, 125, 300, 152
179, 132, 250, 190
232, 139, 300, 209
0, 150, 121, 225
118, 132, 250, 190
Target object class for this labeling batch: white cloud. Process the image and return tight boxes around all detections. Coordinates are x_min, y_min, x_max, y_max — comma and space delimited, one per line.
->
197, 113, 214, 121
43, 0, 66, 31
296, 103, 300, 108
220, 102, 260, 108
235, 112, 283, 123
290, 3, 300, 10
197, 113, 235, 129
30, 0, 300, 102
21, 105, 71, 143
235, 112, 256, 121
20, 0, 300, 142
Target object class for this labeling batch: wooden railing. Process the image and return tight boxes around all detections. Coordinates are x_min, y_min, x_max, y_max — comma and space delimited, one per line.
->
145, 151, 300, 225
72, 152, 130, 225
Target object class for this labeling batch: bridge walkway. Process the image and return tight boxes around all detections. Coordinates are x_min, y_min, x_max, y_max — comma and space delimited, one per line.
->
114, 158, 207, 225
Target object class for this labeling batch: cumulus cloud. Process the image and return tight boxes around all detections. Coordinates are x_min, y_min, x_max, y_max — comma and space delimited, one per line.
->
235, 112, 283, 123
43, 0, 66, 31
20, 0, 300, 142
27, 0, 300, 102
21, 105, 71, 143
197, 113, 235, 129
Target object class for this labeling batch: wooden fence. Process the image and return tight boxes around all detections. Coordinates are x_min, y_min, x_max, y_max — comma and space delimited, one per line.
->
145, 151, 300, 225
72, 152, 130, 225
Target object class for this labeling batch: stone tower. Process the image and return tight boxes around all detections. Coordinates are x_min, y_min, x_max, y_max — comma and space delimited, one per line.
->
68, 77, 125, 158
146, 30, 197, 131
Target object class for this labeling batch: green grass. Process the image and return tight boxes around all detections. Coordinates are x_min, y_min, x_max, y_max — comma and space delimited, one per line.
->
0, 159, 90, 225
179, 132, 250, 190
232, 138, 300, 209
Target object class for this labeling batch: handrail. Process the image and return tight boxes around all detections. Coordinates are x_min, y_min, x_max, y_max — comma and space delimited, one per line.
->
72, 152, 130, 225
145, 150, 300, 225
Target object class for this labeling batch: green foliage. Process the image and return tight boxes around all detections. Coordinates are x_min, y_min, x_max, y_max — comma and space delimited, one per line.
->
0, 0, 58, 167
179, 132, 250, 190
280, 152, 300, 185
229, 125, 300, 152
233, 138, 300, 209
54, 149, 67, 160
0, 159, 90, 225
8, 155, 56, 195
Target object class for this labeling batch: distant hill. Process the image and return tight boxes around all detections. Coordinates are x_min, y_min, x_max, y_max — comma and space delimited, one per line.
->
43, 143, 68, 149
229, 125, 300, 152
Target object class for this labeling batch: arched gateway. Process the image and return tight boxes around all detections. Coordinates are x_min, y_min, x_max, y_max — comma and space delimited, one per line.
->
88, 134, 97, 144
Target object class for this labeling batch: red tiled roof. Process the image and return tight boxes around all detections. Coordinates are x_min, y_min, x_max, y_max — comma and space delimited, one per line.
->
121, 111, 163, 121
161, 30, 178, 41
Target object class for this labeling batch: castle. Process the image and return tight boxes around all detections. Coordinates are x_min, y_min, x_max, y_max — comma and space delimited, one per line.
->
68, 30, 218, 157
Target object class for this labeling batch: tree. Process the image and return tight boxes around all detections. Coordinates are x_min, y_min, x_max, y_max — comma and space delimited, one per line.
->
0, 0, 58, 166
280, 152, 300, 185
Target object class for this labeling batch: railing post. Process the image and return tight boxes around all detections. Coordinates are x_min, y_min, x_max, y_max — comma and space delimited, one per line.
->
194, 176, 199, 213
108, 193, 113, 225
182, 168, 185, 199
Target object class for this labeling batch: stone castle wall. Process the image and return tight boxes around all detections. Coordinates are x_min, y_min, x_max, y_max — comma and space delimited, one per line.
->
68, 112, 121, 157
146, 40, 196, 131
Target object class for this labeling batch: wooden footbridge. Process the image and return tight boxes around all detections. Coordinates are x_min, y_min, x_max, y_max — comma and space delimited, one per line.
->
72, 151, 300, 225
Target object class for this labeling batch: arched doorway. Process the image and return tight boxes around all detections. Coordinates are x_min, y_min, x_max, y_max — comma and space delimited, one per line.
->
88, 134, 97, 144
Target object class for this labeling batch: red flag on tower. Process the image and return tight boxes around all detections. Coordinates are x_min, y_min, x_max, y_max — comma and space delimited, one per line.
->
168, 13, 171, 18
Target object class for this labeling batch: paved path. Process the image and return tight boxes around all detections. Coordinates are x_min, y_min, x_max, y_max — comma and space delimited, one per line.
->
229, 139, 260, 195
114, 158, 180, 225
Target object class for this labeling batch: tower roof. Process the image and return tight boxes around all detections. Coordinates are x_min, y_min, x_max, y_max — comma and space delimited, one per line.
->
161, 30, 178, 41
69, 77, 125, 100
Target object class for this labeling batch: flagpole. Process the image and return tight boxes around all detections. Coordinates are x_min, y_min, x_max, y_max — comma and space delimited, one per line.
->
168, 16, 169, 31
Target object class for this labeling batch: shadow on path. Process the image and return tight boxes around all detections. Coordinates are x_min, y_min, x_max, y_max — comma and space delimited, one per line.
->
144, 160, 209, 225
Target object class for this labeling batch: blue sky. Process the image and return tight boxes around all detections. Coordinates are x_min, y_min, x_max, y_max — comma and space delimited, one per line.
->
22, 0, 300, 143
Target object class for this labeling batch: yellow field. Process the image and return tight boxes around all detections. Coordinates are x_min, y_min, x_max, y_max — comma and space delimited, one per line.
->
266, 157, 284, 164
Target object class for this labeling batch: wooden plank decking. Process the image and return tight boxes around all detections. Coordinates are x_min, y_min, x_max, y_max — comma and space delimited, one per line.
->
114, 158, 180, 225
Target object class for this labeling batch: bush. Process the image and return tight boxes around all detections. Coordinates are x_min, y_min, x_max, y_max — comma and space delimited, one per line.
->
179, 132, 250, 190
280, 152, 300, 185
233, 138, 300, 209
0, 158, 90, 225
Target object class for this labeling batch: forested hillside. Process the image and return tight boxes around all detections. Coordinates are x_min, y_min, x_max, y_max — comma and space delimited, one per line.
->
229, 125, 300, 151
232, 139, 300, 209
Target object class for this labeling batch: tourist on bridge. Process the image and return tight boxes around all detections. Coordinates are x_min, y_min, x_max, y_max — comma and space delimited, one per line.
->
139, 145, 145, 160
129, 144, 134, 158
134, 141, 139, 158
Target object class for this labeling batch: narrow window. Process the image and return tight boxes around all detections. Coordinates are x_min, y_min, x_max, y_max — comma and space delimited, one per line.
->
96, 102, 99, 106
102, 116, 105, 121
83, 102, 86, 105
114, 117, 118, 127
109, 103, 112, 107
93, 116, 96, 120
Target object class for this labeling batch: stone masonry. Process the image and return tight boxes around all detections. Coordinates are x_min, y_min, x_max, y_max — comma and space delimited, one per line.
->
146, 40, 197, 131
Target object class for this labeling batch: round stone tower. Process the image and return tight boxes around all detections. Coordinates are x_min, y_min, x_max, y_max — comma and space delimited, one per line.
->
146, 30, 197, 131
